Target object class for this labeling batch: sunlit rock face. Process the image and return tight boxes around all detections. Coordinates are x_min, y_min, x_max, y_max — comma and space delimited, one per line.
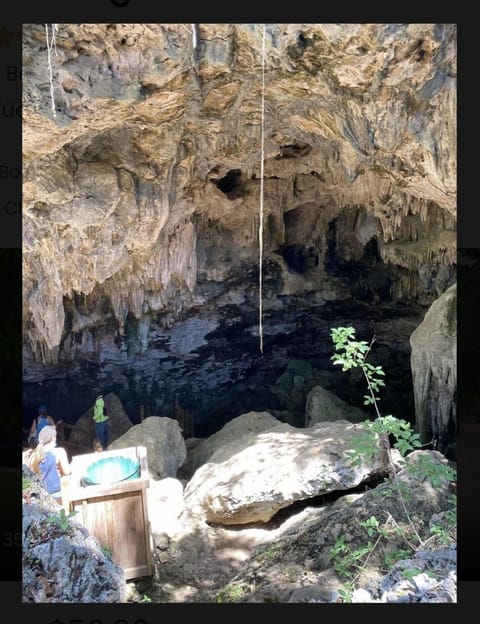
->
183, 420, 387, 525
22, 24, 456, 447
410, 284, 456, 456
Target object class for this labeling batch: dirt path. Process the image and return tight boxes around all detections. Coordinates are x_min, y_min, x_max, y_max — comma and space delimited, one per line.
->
127, 502, 322, 603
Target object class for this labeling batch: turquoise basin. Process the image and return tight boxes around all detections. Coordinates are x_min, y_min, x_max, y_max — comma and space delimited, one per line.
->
82, 456, 140, 486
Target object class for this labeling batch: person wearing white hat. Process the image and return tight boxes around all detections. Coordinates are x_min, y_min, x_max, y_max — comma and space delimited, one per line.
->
28, 425, 71, 501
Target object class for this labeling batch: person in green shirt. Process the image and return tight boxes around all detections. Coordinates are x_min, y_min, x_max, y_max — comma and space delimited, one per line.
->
92, 393, 109, 450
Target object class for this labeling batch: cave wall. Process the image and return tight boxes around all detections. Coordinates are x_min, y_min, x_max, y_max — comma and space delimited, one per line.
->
410, 283, 457, 456
22, 23, 456, 442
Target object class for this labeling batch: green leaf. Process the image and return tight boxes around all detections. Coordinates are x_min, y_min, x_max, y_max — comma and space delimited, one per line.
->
403, 567, 423, 581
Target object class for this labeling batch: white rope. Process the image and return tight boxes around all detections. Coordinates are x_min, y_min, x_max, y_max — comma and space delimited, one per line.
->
45, 24, 57, 118
191, 24, 197, 50
258, 25, 266, 354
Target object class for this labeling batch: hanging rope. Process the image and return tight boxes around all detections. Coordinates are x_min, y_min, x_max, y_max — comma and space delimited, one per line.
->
191, 24, 197, 50
45, 24, 58, 118
258, 24, 266, 354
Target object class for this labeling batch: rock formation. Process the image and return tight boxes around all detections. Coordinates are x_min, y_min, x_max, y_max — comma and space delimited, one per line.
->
410, 283, 456, 455
108, 416, 187, 479
183, 419, 388, 524
22, 24, 456, 449
22, 468, 125, 603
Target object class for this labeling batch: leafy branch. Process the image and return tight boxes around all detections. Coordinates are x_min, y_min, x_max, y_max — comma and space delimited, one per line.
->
329, 326, 456, 592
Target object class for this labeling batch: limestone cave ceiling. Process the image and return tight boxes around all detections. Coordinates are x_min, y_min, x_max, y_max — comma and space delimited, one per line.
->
22, 23, 457, 434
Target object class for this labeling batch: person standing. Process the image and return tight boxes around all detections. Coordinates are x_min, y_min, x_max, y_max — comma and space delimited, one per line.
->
28, 425, 71, 502
28, 405, 56, 446
93, 393, 109, 450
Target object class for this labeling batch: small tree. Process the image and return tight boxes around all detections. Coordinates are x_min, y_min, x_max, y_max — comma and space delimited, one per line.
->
329, 326, 456, 595
331, 326, 423, 476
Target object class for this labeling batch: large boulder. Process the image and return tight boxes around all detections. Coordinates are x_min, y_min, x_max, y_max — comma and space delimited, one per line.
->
182, 411, 281, 476
183, 420, 387, 525
109, 416, 187, 479
305, 386, 367, 426
410, 283, 456, 456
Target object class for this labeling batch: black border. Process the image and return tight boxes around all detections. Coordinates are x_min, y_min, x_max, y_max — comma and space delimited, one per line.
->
0, 5, 475, 616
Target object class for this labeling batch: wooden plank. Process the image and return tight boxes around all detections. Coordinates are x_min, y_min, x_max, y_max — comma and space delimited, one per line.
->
68, 477, 146, 502
72, 490, 146, 571
141, 484, 155, 576
124, 563, 150, 579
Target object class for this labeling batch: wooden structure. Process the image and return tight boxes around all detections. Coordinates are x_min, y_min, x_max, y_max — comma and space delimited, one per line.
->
63, 446, 154, 580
